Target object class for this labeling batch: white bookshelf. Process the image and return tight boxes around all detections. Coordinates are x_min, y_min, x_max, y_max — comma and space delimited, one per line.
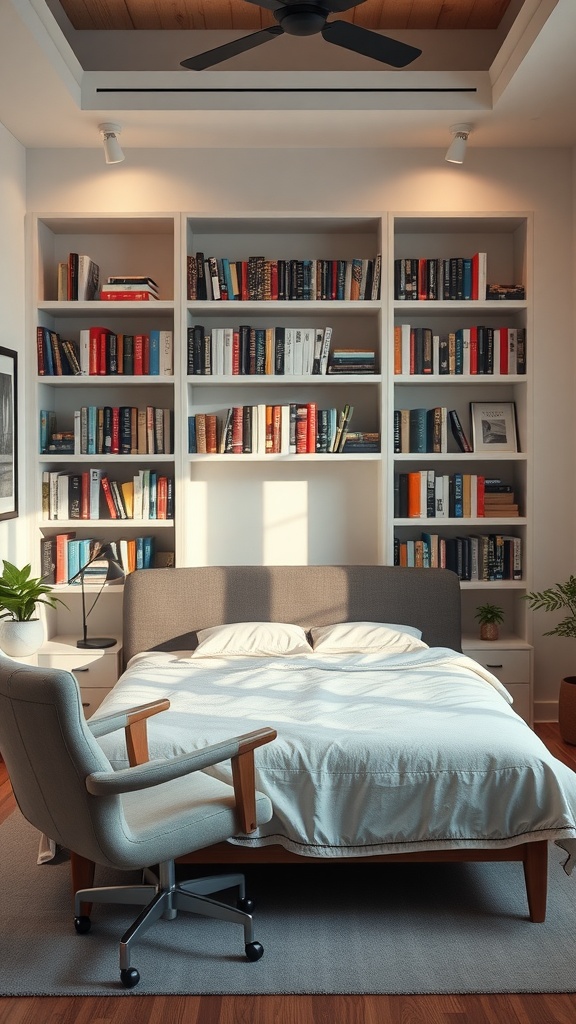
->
27, 211, 534, 714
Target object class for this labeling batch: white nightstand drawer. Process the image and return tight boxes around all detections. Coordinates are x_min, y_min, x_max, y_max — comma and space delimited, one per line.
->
463, 649, 530, 684
79, 688, 110, 715
66, 656, 119, 689
37, 636, 122, 699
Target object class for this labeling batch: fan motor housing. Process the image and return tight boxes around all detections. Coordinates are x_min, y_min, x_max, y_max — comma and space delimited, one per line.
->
274, 3, 329, 36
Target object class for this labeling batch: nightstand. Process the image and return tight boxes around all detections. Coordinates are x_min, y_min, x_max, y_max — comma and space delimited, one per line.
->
461, 636, 533, 726
37, 634, 122, 716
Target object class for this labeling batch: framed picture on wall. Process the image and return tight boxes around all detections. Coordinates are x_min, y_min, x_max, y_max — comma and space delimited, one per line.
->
0, 347, 18, 521
470, 401, 518, 454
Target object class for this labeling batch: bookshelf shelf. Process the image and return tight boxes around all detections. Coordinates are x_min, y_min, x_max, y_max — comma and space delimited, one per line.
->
37, 376, 175, 387
41, 519, 175, 529
187, 452, 381, 463
186, 375, 382, 386
394, 517, 528, 526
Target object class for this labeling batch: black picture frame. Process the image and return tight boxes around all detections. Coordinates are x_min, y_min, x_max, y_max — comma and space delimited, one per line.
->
0, 347, 18, 521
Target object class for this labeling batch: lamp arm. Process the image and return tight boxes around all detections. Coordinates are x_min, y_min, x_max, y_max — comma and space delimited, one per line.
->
82, 574, 108, 625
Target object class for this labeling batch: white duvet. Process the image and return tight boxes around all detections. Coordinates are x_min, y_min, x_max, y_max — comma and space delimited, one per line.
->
92, 647, 576, 867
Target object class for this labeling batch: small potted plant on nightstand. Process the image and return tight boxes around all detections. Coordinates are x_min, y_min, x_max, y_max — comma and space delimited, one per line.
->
524, 576, 576, 744
475, 603, 504, 642
0, 560, 66, 658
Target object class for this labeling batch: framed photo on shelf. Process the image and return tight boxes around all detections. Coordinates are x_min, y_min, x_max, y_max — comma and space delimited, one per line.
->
470, 401, 518, 453
0, 347, 18, 521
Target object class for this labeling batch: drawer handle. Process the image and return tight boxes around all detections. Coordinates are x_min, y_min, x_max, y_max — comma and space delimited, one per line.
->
486, 663, 503, 669
73, 667, 90, 673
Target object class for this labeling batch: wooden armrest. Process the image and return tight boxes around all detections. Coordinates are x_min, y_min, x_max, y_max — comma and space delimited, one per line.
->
230, 727, 277, 833
125, 698, 171, 766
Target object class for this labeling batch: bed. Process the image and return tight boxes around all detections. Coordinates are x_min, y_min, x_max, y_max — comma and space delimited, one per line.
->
89, 564, 576, 922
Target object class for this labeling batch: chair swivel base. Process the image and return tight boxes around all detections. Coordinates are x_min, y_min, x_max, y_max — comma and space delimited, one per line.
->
74, 863, 264, 988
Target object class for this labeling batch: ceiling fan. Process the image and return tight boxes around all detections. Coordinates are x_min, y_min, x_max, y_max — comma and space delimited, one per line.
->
180, 0, 422, 71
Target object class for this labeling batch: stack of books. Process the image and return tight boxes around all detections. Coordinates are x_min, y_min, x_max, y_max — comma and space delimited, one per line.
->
100, 276, 159, 301
483, 480, 519, 517
328, 349, 376, 374
341, 431, 380, 453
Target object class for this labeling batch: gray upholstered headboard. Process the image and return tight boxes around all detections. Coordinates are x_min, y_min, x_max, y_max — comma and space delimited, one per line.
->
122, 565, 462, 668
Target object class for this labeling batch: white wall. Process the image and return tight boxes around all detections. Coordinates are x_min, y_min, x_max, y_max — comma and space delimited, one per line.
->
0, 122, 27, 570
24, 145, 576, 717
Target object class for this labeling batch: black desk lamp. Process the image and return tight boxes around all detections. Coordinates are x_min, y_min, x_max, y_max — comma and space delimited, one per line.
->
69, 543, 125, 649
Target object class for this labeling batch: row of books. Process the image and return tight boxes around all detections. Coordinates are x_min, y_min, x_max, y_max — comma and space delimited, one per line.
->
39, 407, 173, 457
187, 324, 334, 376
42, 468, 173, 522
41, 533, 157, 585
37, 326, 173, 377
393, 325, 526, 376
394, 407, 471, 455
188, 403, 355, 455
58, 254, 100, 301
394, 472, 519, 520
394, 254, 487, 301
394, 532, 522, 580
187, 253, 381, 302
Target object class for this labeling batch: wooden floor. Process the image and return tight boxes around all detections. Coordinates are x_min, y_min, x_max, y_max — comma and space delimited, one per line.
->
1, 723, 575, 1024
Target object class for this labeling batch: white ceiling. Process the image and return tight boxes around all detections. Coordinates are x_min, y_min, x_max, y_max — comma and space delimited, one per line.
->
1, 0, 575, 153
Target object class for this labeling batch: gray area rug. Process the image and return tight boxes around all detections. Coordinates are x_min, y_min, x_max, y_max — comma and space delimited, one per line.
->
1, 812, 575, 996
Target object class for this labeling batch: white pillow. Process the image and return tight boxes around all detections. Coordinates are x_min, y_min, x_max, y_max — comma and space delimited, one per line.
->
309, 621, 427, 654
193, 621, 313, 658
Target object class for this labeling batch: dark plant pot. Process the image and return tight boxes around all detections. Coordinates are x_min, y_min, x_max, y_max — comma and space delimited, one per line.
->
559, 676, 576, 745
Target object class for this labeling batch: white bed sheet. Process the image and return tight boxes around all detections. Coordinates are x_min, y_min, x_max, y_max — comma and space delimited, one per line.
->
92, 647, 576, 866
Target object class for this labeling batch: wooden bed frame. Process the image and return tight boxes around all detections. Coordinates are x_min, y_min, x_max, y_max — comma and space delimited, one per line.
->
76, 564, 548, 922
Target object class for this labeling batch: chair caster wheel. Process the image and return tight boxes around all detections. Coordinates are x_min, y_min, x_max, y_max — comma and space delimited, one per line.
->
245, 941, 264, 962
74, 915, 91, 934
120, 967, 140, 988
237, 896, 254, 913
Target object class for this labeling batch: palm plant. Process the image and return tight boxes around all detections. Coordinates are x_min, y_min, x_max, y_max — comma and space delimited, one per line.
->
524, 576, 576, 639
0, 560, 65, 622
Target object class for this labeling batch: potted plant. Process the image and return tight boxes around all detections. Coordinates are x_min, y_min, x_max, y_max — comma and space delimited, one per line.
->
524, 576, 576, 744
474, 602, 504, 641
0, 560, 66, 657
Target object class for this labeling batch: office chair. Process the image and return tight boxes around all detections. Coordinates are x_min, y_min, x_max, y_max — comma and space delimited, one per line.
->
0, 655, 276, 988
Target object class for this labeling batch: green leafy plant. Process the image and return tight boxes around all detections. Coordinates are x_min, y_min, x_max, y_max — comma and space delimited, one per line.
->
474, 603, 505, 627
0, 560, 66, 622
524, 576, 576, 639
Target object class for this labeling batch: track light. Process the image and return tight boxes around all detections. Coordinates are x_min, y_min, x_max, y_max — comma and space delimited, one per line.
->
98, 122, 124, 165
445, 123, 472, 165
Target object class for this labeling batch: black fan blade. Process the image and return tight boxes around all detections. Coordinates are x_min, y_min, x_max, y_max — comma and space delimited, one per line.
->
322, 20, 421, 68
241, 0, 286, 10
324, 0, 368, 11
181, 26, 283, 70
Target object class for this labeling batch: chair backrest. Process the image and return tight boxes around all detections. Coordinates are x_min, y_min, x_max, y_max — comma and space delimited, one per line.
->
0, 655, 125, 866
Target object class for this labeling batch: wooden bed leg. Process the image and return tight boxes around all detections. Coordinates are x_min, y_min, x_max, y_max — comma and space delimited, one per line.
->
523, 841, 548, 922
70, 850, 96, 917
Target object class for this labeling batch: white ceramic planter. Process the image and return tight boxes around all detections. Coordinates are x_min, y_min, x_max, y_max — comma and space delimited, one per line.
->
0, 619, 45, 657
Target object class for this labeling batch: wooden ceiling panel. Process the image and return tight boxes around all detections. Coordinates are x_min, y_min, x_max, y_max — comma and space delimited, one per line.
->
56, 0, 513, 31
